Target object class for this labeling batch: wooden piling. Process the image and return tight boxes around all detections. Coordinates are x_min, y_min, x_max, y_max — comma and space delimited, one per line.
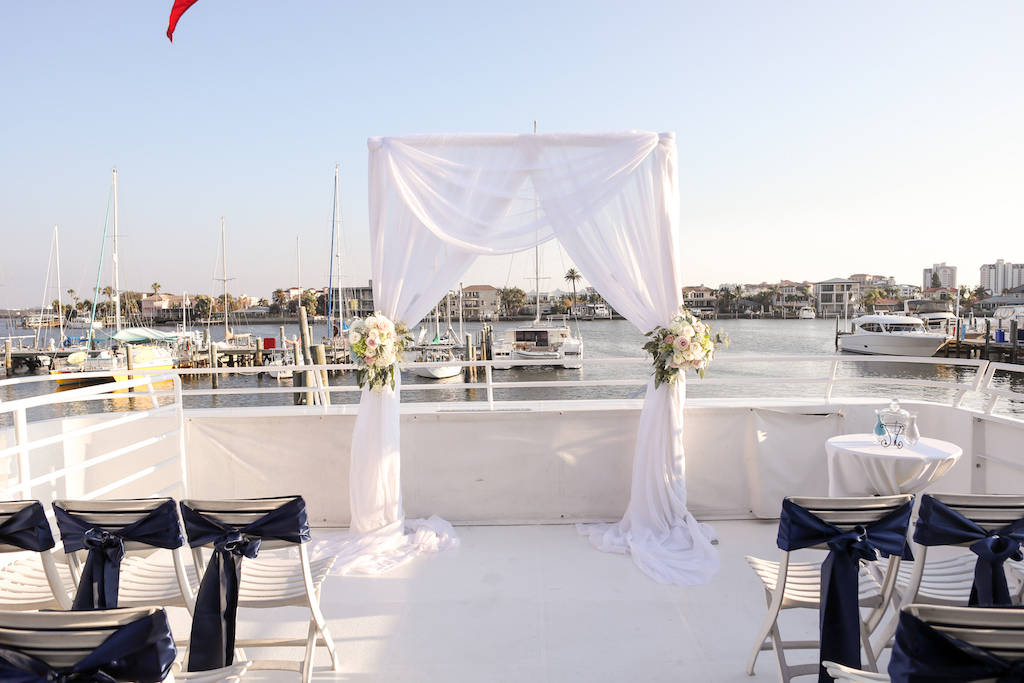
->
256, 337, 264, 366
126, 346, 135, 392
1012, 320, 1019, 365
298, 308, 315, 406
311, 344, 330, 405
466, 334, 476, 382
4, 340, 11, 376
210, 343, 219, 389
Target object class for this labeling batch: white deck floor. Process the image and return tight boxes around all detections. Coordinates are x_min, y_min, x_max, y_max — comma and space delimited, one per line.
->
212, 519, 846, 683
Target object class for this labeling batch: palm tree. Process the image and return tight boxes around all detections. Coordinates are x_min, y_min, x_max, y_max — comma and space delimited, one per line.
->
564, 268, 582, 310
151, 282, 161, 294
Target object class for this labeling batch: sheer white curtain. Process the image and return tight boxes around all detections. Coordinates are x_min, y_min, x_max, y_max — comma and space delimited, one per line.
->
329, 131, 718, 585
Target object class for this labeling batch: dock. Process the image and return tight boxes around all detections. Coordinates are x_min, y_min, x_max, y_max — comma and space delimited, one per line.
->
936, 320, 1021, 364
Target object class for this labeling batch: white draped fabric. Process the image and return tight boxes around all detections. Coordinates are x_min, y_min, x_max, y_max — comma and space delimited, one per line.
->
332, 130, 719, 585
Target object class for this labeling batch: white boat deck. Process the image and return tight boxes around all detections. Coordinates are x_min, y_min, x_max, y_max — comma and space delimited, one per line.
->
210, 519, 834, 683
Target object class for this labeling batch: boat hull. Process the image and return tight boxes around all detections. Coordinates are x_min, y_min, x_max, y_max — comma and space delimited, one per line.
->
838, 332, 947, 356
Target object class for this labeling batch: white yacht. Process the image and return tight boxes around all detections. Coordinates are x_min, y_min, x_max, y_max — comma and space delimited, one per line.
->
797, 306, 816, 319
491, 315, 584, 369
904, 298, 957, 333
838, 313, 949, 356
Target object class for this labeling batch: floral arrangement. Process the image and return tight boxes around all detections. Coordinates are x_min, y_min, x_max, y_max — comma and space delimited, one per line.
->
643, 306, 728, 388
348, 312, 412, 392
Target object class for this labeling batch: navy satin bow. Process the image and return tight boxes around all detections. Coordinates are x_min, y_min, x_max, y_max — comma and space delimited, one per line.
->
889, 609, 1024, 683
778, 498, 913, 683
180, 496, 309, 672
913, 495, 1024, 607
0, 609, 177, 682
54, 500, 184, 610
0, 502, 55, 552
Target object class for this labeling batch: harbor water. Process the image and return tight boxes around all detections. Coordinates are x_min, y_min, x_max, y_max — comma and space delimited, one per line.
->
3, 317, 1023, 417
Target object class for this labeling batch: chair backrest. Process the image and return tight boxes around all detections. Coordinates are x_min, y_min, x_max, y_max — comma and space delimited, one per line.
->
904, 604, 1024, 661
784, 494, 914, 543
0, 499, 72, 610
52, 497, 189, 611
180, 496, 310, 565
0, 500, 56, 555
0, 605, 176, 679
54, 498, 185, 555
919, 492, 1024, 541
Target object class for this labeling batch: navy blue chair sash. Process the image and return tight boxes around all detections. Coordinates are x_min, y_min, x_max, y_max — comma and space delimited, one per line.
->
0, 609, 177, 682
54, 500, 184, 610
0, 502, 55, 552
778, 498, 913, 683
180, 496, 310, 672
913, 495, 1024, 607
889, 609, 1024, 683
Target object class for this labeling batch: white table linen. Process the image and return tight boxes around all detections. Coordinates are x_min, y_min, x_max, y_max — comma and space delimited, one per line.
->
826, 434, 962, 496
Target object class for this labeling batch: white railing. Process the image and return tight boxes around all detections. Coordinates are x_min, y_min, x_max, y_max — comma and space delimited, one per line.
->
0, 372, 187, 500
4, 355, 1023, 420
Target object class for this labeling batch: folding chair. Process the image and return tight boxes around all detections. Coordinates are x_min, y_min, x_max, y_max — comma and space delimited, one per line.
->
0, 605, 176, 681
905, 492, 1024, 607
53, 498, 198, 613
887, 604, 1024, 682
179, 496, 339, 683
745, 494, 913, 683
0, 499, 74, 610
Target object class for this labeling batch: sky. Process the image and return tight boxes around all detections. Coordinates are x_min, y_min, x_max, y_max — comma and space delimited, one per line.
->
1, 1, 1022, 310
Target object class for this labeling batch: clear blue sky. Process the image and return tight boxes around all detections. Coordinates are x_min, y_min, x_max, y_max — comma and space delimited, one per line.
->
1, 1, 1021, 310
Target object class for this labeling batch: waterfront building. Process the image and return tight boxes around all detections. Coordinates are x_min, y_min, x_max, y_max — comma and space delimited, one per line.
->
849, 273, 894, 290
682, 285, 717, 316
921, 286, 956, 302
140, 293, 192, 324
461, 284, 501, 320
980, 259, 1024, 295
923, 262, 957, 290
896, 283, 921, 299
813, 278, 860, 318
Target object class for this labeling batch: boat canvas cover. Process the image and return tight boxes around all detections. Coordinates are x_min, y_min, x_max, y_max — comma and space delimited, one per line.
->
112, 327, 180, 344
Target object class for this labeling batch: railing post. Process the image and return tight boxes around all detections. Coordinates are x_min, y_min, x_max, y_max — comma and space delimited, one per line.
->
824, 360, 840, 400
13, 407, 30, 499
485, 363, 494, 409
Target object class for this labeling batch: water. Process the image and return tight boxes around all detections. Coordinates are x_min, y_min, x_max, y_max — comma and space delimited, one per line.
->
3, 316, 1023, 418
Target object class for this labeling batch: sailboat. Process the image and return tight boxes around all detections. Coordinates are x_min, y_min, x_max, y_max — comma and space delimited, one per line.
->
50, 170, 175, 386
491, 249, 584, 371
410, 293, 463, 380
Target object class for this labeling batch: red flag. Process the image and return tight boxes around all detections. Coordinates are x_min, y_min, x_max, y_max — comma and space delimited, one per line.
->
167, 0, 200, 42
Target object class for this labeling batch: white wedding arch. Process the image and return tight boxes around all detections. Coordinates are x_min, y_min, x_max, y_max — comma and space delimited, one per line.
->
332, 130, 718, 585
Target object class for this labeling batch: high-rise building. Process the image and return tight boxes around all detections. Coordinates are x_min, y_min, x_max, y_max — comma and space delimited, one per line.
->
923, 263, 957, 290
979, 259, 1024, 295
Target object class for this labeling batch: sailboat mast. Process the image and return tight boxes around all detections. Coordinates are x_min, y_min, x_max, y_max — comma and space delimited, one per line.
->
221, 217, 228, 338
326, 164, 346, 335
54, 225, 64, 347
112, 169, 121, 331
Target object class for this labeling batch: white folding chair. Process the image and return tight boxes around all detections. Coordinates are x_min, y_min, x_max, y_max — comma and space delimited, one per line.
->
180, 496, 338, 683
0, 605, 177, 681
865, 492, 1024, 661
0, 499, 74, 610
902, 493, 1024, 606
827, 602, 1024, 682
53, 498, 198, 615
745, 494, 913, 683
